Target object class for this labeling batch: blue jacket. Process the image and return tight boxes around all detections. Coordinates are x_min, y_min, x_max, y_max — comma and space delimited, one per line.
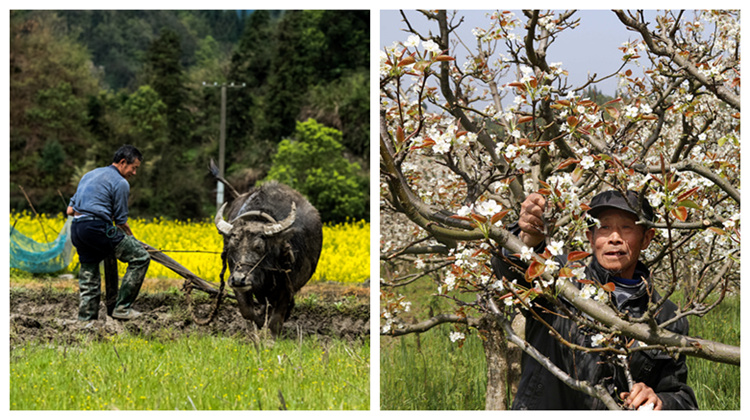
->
68, 165, 130, 225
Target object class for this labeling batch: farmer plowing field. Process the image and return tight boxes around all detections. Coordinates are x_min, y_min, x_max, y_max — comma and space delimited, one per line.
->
66, 145, 150, 321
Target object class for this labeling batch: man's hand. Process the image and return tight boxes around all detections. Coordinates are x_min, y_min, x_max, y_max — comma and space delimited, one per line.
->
620, 382, 663, 410
518, 193, 547, 247
117, 222, 134, 237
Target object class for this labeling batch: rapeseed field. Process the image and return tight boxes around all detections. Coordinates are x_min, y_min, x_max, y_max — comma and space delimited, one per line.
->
10, 212, 369, 285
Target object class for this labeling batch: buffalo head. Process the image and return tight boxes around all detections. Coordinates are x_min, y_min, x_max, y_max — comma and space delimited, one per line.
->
214, 202, 297, 292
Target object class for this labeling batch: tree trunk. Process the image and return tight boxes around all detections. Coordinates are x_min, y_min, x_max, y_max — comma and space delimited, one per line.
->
480, 315, 524, 410
508, 315, 524, 398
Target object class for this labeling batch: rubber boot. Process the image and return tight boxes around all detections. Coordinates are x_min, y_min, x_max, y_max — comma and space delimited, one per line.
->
78, 263, 101, 320
112, 235, 150, 318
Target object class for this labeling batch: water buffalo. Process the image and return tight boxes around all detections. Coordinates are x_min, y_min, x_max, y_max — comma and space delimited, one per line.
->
214, 180, 323, 336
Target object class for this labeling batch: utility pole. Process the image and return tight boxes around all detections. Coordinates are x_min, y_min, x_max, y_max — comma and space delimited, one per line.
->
203, 81, 246, 208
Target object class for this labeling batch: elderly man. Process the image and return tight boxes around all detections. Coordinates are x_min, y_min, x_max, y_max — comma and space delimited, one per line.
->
492, 190, 698, 410
67, 145, 150, 321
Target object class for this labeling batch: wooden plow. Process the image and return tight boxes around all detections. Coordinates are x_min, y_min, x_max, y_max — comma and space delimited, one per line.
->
102, 241, 233, 320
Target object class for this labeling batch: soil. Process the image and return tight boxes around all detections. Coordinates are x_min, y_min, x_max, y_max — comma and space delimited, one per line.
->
9, 279, 370, 347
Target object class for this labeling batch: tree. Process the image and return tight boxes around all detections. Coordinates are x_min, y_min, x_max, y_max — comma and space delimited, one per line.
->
303, 70, 370, 156
380, 10, 739, 410
226, 9, 275, 169
144, 27, 192, 146
266, 119, 367, 223
9, 11, 100, 211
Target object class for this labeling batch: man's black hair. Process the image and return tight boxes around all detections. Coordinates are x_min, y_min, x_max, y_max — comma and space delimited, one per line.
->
112, 145, 143, 164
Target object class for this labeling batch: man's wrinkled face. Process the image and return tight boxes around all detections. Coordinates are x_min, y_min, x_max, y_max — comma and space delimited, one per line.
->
115, 158, 141, 180
585, 209, 655, 279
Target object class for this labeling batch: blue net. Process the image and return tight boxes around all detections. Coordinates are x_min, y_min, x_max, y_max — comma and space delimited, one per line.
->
10, 216, 75, 273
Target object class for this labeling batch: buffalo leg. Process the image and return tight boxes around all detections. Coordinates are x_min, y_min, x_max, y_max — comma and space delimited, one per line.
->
267, 293, 293, 337
235, 290, 264, 329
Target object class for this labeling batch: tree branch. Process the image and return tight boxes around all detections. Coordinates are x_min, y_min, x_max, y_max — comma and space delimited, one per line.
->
385, 313, 480, 336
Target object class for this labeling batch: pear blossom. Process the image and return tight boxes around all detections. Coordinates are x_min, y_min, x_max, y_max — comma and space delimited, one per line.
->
423, 39, 440, 54
505, 143, 519, 159
477, 199, 502, 217
520, 246, 534, 262
544, 258, 560, 274
580, 155, 595, 170
450, 331, 465, 342
572, 266, 587, 281
625, 105, 640, 118
723, 214, 739, 229
403, 35, 420, 48
515, 155, 532, 171
400, 300, 412, 312
472, 27, 487, 40
457, 205, 472, 217
547, 240, 564, 256
591, 333, 605, 347
580, 283, 608, 302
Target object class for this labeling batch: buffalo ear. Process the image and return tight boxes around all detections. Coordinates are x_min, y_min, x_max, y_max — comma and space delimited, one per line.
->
283, 241, 295, 265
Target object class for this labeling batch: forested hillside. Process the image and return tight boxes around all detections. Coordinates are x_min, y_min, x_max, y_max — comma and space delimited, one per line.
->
9, 10, 369, 222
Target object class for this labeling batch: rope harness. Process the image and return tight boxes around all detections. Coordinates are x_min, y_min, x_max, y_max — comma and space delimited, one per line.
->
182, 249, 293, 326
183, 254, 227, 325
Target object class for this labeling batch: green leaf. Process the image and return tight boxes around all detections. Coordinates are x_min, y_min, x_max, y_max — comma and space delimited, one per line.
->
676, 199, 701, 209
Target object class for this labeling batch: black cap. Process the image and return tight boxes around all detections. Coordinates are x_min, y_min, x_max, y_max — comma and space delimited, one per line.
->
587, 190, 655, 222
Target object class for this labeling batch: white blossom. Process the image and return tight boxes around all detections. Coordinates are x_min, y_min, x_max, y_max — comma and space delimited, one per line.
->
520, 246, 534, 262
625, 105, 639, 118
449, 331, 465, 342
648, 190, 665, 208
515, 155, 532, 171
423, 39, 440, 54
580, 155, 595, 170
544, 259, 560, 274
457, 205, 472, 217
723, 213, 740, 229
400, 300, 412, 312
403, 35, 420, 48
476, 199, 502, 217
547, 240, 564, 256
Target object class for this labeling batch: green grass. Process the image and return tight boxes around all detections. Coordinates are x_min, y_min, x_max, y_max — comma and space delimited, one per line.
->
381, 326, 487, 409
10, 333, 369, 410
380, 277, 740, 410
380, 277, 487, 410
685, 293, 740, 410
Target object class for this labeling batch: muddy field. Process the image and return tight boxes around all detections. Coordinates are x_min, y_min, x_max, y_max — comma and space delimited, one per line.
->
9, 280, 370, 347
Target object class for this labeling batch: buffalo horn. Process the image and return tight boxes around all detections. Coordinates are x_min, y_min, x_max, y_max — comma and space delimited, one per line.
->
214, 202, 233, 235
233, 210, 278, 225
262, 202, 296, 236
234, 202, 297, 236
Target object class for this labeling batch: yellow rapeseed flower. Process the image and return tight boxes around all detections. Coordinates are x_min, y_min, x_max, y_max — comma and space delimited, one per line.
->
10, 213, 370, 285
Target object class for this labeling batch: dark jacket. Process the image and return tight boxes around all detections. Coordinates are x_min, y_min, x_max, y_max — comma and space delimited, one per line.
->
491, 224, 698, 410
